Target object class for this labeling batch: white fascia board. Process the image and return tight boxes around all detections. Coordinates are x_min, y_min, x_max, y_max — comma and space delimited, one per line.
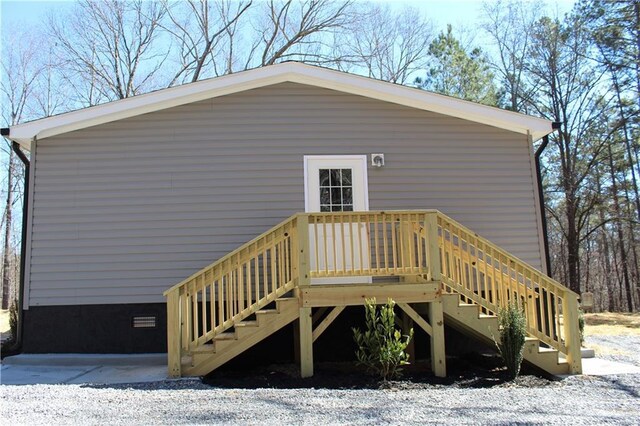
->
8, 62, 553, 149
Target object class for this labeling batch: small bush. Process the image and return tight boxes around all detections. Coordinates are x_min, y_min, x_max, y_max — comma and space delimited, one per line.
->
1, 302, 18, 353
352, 298, 413, 381
9, 301, 18, 339
495, 302, 527, 380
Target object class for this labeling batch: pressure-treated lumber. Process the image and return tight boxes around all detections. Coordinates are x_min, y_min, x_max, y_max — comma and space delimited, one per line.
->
299, 306, 314, 378
562, 293, 583, 374
166, 289, 181, 378
312, 306, 345, 342
429, 299, 447, 377
397, 302, 432, 336
164, 210, 581, 379
300, 282, 439, 307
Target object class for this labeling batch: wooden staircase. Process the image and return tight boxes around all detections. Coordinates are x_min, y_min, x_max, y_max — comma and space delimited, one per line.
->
164, 210, 582, 378
441, 294, 570, 375
183, 298, 299, 376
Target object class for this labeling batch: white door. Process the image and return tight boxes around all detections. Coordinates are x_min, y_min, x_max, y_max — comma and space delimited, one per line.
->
304, 155, 371, 284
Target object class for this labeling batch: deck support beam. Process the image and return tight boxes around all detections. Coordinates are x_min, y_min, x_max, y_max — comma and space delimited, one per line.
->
312, 306, 345, 342
429, 299, 446, 377
401, 311, 415, 361
299, 307, 314, 378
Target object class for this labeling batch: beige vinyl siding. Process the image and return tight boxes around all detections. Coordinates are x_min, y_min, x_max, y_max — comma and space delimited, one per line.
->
28, 83, 543, 306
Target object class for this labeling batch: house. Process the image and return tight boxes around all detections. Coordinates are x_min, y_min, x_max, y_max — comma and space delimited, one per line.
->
4, 62, 581, 378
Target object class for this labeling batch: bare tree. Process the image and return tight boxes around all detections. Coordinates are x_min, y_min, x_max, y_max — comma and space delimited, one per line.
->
246, 0, 354, 68
163, 0, 253, 85
49, 0, 168, 103
0, 29, 42, 309
481, 0, 541, 111
338, 4, 433, 84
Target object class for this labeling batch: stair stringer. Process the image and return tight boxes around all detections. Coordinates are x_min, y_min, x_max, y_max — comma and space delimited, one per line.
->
184, 298, 300, 376
441, 294, 570, 375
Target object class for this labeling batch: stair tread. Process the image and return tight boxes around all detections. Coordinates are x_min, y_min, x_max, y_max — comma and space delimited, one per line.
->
478, 314, 497, 319
255, 309, 278, 315
191, 344, 215, 354
235, 321, 258, 327
537, 347, 558, 353
214, 333, 236, 340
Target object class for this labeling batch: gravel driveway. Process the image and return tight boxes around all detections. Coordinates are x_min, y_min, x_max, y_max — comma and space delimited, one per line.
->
586, 334, 640, 367
2, 373, 639, 425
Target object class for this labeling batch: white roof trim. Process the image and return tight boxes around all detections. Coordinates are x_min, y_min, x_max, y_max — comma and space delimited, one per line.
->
8, 62, 553, 149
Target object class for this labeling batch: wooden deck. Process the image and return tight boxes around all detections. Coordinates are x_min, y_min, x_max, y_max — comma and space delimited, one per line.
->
163, 210, 582, 378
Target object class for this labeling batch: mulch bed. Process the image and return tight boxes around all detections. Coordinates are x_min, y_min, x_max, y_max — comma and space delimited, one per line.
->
203, 353, 557, 390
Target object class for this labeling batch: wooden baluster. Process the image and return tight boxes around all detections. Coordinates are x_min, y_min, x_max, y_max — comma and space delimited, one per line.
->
398, 215, 406, 273
391, 214, 398, 272
545, 280, 554, 340
339, 214, 346, 274
488, 247, 498, 309
190, 279, 198, 346
238, 261, 245, 315
209, 274, 215, 335
270, 244, 277, 300
217, 273, 223, 332
373, 214, 380, 272
348, 213, 355, 274
322, 215, 328, 276
262, 250, 268, 302
200, 274, 206, 341
416, 216, 424, 274
382, 214, 389, 272
357, 213, 364, 274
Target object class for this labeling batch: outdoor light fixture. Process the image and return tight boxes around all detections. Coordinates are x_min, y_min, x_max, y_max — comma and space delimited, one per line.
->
371, 153, 385, 167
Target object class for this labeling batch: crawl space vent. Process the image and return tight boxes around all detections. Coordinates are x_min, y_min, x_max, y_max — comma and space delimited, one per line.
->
132, 316, 157, 328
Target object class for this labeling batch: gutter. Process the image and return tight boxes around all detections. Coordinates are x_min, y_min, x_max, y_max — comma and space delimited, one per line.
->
1, 126, 29, 356
535, 122, 561, 276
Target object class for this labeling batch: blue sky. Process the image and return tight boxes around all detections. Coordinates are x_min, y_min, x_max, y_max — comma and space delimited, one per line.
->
1, 0, 576, 33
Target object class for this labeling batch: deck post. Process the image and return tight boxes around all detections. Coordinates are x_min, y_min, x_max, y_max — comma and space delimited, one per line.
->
429, 298, 446, 377
562, 292, 583, 374
296, 214, 313, 377
299, 306, 314, 378
425, 213, 441, 282
166, 289, 182, 378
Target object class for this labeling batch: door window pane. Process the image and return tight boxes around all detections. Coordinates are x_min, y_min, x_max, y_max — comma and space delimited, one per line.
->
318, 168, 354, 212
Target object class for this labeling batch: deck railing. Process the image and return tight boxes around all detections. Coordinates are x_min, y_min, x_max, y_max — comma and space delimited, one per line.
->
433, 213, 581, 373
164, 210, 582, 376
307, 211, 440, 280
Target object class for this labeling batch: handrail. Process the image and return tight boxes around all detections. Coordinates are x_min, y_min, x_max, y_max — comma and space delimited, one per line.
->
432, 212, 581, 373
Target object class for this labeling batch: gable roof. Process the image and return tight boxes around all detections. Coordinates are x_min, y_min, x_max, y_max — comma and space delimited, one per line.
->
6, 62, 552, 149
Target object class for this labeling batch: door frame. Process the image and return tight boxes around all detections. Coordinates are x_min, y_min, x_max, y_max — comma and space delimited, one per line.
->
303, 155, 370, 213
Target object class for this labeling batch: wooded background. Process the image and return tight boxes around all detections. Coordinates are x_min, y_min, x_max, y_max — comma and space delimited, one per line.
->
1, 0, 638, 312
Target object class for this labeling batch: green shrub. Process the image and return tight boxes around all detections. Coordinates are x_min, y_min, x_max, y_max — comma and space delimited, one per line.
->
9, 301, 18, 340
352, 298, 413, 381
495, 302, 527, 380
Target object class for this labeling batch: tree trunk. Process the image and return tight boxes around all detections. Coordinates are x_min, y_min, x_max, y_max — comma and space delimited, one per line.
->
2, 149, 15, 309
607, 143, 634, 311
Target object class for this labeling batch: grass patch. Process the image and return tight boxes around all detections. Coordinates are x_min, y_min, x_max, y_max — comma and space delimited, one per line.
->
584, 312, 640, 336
